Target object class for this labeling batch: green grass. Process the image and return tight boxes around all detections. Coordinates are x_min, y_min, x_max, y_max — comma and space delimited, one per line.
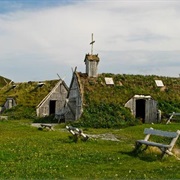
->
0, 120, 180, 179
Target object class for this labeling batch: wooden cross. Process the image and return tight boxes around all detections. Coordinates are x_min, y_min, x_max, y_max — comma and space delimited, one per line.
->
90, 33, 95, 54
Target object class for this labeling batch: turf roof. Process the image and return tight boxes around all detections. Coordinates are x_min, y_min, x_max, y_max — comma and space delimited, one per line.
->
0, 79, 59, 107
0, 76, 11, 88
76, 73, 180, 113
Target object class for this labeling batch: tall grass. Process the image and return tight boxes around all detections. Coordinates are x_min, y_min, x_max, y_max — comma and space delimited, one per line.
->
0, 120, 180, 179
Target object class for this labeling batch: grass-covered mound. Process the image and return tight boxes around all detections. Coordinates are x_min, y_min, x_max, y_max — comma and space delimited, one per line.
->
0, 79, 59, 120
74, 73, 180, 127
0, 80, 59, 106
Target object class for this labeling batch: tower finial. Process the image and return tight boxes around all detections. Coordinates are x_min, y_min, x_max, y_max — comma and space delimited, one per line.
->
90, 33, 95, 55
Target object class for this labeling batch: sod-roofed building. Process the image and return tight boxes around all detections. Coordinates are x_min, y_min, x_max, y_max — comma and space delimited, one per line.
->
64, 52, 180, 124
0, 78, 68, 117
65, 53, 100, 121
36, 80, 68, 117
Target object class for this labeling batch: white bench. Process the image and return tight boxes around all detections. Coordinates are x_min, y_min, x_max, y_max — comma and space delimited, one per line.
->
166, 112, 180, 124
40, 124, 54, 131
66, 126, 89, 141
134, 128, 180, 158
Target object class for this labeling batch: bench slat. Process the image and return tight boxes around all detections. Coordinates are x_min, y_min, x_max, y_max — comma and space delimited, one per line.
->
144, 128, 178, 138
137, 140, 171, 149
169, 113, 180, 116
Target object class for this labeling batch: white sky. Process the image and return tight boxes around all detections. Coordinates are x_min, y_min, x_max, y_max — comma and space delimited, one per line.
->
0, 0, 180, 85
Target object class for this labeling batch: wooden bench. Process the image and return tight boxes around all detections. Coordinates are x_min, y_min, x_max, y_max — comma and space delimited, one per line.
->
40, 124, 54, 131
66, 126, 89, 141
166, 112, 180, 124
133, 128, 180, 158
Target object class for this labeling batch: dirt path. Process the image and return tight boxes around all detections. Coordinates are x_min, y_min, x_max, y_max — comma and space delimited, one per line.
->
87, 133, 120, 141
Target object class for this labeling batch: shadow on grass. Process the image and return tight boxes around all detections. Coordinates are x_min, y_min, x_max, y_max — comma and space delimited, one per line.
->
119, 150, 162, 162
60, 135, 89, 144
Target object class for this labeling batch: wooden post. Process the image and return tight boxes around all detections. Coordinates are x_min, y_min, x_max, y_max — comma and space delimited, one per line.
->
90, 33, 95, 55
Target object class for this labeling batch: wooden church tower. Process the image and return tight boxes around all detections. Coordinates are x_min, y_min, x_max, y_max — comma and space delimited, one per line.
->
84, 34, 100, 77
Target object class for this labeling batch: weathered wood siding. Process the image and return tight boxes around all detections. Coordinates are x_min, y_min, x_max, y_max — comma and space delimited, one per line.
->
125, 98, 135, 115
125, 95, 158, 123
65, 73, 83, 121
36, 81, 68, 117
85, 60, 98, 77
84, 54, 100, 78
145, 99, 158, 123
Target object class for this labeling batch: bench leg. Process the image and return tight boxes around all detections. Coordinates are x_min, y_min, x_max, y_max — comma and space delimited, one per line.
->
158, 147, 170, 159
133, 142, 143, 154
72, 134, 79, 142
161, 152, 166, 159
133, 142, 150, 155
141, 145, 148, 152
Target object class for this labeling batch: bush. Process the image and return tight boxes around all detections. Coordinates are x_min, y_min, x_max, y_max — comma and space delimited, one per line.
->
158, 101, 180, 118
33, 114, 58, 123
2, 105, 36, 120
72, 102, 137, 128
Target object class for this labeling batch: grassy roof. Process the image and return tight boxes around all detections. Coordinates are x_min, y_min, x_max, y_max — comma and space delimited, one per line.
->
0, 76, 11, 88
78, 73, 180, 114
72, 73, 180, 128
0, 79, 59, 107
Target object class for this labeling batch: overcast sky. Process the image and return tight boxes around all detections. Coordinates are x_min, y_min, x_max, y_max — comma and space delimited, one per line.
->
0, 0, 180, 85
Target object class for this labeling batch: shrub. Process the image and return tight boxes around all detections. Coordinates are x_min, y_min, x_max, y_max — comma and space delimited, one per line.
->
72, 102, 137, 128
2, 105, 36, 120
33, 114, 58, 123
158, 101, 180, 118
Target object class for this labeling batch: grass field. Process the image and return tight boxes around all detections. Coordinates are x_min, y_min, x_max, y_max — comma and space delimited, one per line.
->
0, 120, 180, 179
